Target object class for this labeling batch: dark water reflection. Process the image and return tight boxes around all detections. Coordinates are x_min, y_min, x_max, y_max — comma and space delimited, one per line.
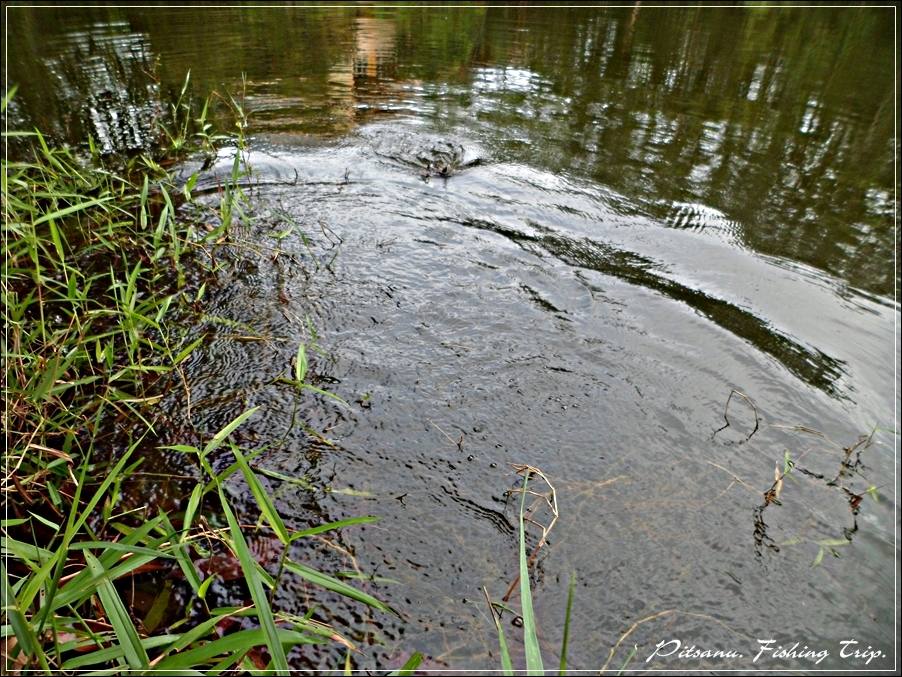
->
7, 4, 897, 296
6, 4, 898, 672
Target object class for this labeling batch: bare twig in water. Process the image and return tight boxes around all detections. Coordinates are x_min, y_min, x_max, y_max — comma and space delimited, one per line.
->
704, 461, 759, 494
318, 219, 343, 246
695, 461, 760, 509
428, 419, 464, 451
712, 389, 760, 443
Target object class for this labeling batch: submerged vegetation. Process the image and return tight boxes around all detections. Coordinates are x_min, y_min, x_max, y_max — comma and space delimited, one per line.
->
1, 81, 407, 674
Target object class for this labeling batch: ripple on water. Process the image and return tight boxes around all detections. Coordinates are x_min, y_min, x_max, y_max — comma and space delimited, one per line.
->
137, 125, 898, 670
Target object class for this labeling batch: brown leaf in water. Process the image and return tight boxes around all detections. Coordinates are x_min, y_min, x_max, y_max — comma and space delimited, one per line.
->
247, 647, 269, 670
215, 615, 241, 636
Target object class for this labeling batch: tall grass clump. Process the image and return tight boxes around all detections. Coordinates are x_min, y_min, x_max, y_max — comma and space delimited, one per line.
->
2, 82, 393, 674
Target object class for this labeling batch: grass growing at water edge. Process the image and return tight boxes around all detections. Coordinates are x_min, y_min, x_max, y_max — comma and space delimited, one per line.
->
485, 467, 577, 675
2, 82, 395, 674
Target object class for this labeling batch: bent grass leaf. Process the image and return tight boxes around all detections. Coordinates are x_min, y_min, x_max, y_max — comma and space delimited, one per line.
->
84, 552, 149, 670
283, 560, 395, 616
231, 442, 290, 544
203, 406, 261, 457
218, 487, 289, 675
289, 516, 378, 541
62, 635, 176, 670
816, 537, 851, 547
68, 542, 175, 559
301, 383, 349, 407
2, 537, 55, 566
173, 335, 205, 365
31, 196, 113, 227
155, 628, 312, 672
3, 569, 39, 658
153, 607, 249, 661
254, 466, 317, 491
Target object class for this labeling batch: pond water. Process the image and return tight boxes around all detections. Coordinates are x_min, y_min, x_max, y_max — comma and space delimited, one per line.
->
7, 5, 898, 672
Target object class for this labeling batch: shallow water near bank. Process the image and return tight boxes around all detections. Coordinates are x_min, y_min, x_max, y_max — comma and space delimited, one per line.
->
7, 5, 898, 671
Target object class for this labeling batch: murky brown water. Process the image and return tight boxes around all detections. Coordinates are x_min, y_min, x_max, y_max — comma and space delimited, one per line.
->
7, 5, 898, 672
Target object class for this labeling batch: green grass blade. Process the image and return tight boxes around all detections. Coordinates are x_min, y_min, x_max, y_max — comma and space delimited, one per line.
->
158, 511, 201, 592
559, 573, 576, 675
301, 383, 349, 406
3, 567, 39, 657
497, 622, 514, 675
2, 84, 18, 111
50, 553, 159, 613
283, 560, 396, 616
288, 516, 378, 541
61, 635, 177, 670
70, 449, 136, 543
173, 335, 204, 365
155, 628, 310, 672
294, 342, 307, 383
202, 406, 260, 456
617, 644, 638, 674
231, 443, 290, 544
36, 448, 134, 629
68, 542, 175, 559
2, 537, 55, 565
483, 587, 514, 676
201, 447, 266, 494
31, 197, 113, 227
84, 552, 149, 670
519, 472, 544, 674
388, 651, 424, 676
253, 465, 316, 491
153, 608, 244, 660
182, 483, 203, 537
218, 486, 289, 675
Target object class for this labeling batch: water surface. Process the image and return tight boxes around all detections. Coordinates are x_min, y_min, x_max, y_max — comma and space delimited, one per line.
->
6, 5, 898, 672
